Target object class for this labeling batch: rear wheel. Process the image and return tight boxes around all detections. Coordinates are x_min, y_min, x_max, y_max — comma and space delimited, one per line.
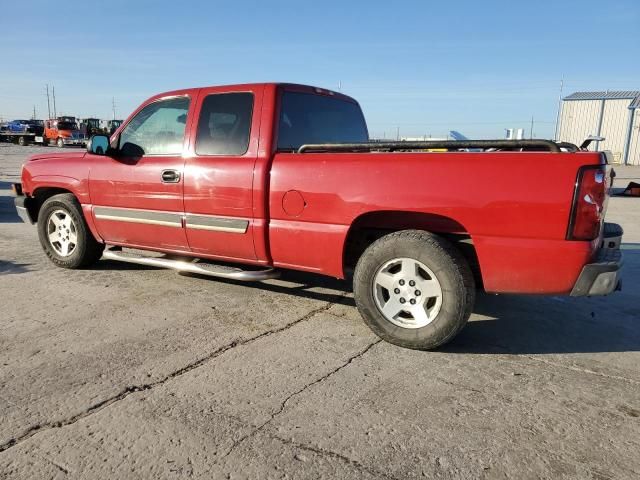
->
353, 230, 475, 350
18, 136, 27, 146
57, 137, 64, 148
37, 193, 104, 268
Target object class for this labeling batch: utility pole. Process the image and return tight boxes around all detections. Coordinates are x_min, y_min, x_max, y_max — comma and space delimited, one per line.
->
338, 81, 342, 92
530, 116, 534, 139
46, 84, 51, 119
553, 78, 564, 141
112, 97, 117, 120
396, 126, 400, 141
52, 86, 57, 118
32, 105, 36, 120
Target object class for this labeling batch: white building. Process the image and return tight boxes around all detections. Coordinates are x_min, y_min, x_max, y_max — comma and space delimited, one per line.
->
557, 91, 640, 165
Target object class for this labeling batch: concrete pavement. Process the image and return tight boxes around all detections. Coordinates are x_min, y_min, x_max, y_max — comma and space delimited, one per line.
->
1, 144, 639, 479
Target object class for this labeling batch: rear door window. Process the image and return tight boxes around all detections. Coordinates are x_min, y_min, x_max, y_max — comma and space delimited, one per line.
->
277, 91, 369, 151
195, 93, 254, 155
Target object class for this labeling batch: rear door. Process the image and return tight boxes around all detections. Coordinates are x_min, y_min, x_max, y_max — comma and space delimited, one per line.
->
182, 86, 262, 260
89, 95, 193, 251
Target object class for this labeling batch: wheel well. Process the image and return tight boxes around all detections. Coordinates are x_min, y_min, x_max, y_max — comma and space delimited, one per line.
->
343, 211, 483, 287
28, 187, 74, 221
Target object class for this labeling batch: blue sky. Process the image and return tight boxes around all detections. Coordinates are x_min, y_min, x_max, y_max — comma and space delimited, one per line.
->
1, 0, 638, 138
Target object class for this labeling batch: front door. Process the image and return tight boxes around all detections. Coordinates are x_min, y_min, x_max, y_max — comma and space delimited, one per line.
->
89, 95, 193, 251
182, 88, 261, 260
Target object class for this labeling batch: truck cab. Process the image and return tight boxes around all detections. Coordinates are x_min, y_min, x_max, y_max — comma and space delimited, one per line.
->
81, 118, 102, 137
106, 119, 123, 135
44, 117, 87, 147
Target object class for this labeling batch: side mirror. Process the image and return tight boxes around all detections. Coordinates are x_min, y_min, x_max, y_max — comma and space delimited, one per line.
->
87, 135, 110, 155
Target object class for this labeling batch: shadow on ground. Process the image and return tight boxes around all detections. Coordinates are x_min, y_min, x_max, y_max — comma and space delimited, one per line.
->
0, 181, 21, 223
7, 185, 636, 357
93, 247, 640, 356
0, 260, 31, 275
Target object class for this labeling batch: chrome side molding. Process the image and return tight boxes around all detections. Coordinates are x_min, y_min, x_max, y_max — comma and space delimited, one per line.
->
185, 214, 249, 233
94, 206, 182, 228
102, 249, 280, 281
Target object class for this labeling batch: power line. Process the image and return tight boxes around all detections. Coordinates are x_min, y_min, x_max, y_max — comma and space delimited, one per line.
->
553, 78, 564, 141
52, 86, 57, 118
46, 84, 51, 119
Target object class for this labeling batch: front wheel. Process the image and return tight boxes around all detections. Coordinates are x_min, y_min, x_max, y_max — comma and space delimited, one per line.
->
353, 230, 475, 350
37, 193, 104, 268
57, 137, 64, 148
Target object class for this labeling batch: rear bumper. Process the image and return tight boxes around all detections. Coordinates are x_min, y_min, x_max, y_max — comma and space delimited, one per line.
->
570, 223, 623, 296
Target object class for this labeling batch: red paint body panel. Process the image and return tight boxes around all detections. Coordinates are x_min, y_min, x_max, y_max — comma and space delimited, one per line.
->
87, 89, 198, 250
267, 150, 604, 293
20, 82, 609, 295
181, 84, 264, 260
88, 154, 189, 250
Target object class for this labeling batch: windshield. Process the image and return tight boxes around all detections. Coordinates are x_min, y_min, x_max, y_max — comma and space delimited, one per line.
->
277, 91, 368, 151
57, 122, 78, 130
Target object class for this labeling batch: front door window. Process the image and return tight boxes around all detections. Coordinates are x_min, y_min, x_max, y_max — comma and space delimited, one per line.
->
119, 97, 190, 156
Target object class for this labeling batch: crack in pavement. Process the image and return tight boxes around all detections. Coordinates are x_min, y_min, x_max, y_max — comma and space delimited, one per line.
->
218, 339, 383, 462
0, 292, 348, 455
266, 431, 402, 480
456, 343, 640, 386
41, 455, 71, 475
521, 355, 640, 385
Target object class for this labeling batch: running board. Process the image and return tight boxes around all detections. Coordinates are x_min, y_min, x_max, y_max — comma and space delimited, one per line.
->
102, 249, 280, 281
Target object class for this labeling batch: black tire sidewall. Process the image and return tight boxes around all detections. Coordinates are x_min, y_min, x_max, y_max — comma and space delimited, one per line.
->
37, 195, 95, 268
354, 231, 474, 350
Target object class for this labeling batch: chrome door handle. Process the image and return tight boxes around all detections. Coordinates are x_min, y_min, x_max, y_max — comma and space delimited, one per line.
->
161, 170, 181, 183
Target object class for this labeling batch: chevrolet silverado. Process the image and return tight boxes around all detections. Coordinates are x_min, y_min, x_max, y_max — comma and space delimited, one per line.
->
13, 83, 624, 349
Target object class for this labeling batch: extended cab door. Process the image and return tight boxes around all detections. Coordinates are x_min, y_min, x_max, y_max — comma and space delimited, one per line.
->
182, 86, 263, 261
88, 95, 193, 251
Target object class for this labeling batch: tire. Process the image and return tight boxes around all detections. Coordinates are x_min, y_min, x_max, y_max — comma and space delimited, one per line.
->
57, 137, 64, 148
353, 230, 475, 350
37, 193, 104, 268
18, 136, 26, 146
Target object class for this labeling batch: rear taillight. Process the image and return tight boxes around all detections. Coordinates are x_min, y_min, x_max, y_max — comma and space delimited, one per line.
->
567, 165, 607, 240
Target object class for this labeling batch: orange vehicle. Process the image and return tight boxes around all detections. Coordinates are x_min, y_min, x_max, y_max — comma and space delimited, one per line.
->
43, 117, 87, 147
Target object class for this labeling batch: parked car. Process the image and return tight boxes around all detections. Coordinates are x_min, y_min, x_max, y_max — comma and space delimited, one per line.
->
43, 117, 87, 147
0, 119, 44, 145
13, 83, 623, 349
5, 119, 30, 133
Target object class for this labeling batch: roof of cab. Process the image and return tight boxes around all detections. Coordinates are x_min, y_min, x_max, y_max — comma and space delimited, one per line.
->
148, 82, 358, 104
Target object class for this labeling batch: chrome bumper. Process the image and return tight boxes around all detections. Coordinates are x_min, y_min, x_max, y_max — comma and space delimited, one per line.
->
570, 223, 623, 296
14, 195, 35, 225
62, 138, 87, 146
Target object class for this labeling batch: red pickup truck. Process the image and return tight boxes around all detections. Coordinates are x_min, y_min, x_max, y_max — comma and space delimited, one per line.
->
13, 83, 623, 350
